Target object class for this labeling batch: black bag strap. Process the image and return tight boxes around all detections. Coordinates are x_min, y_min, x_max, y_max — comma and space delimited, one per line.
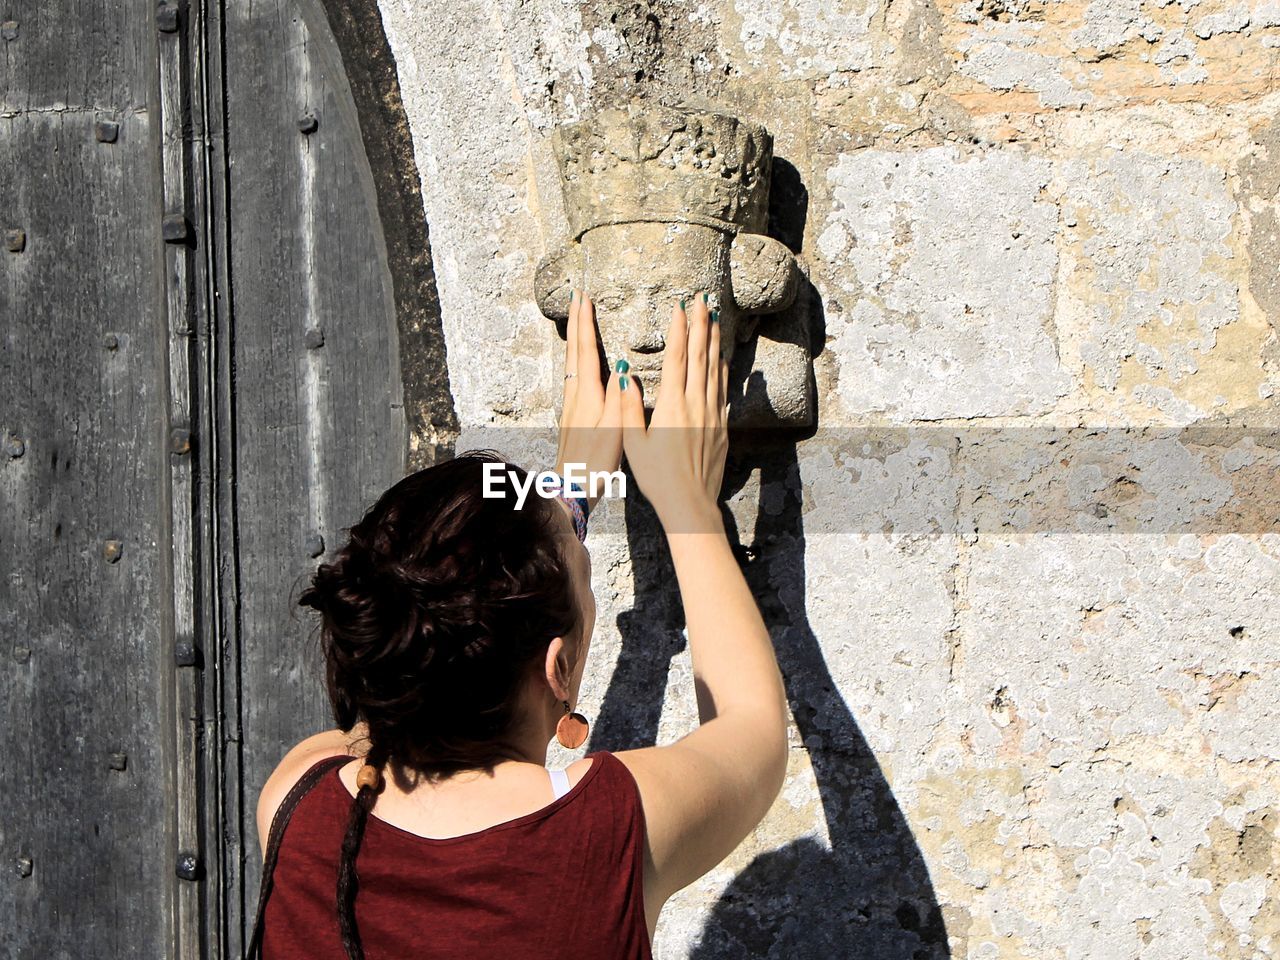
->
245, 754, 356, 959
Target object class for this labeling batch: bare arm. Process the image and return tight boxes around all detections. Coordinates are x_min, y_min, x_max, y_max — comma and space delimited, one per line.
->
614, 294, 789, 909
667, 521, 787, 724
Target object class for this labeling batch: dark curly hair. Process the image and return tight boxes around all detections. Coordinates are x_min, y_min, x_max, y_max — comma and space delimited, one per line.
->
296, 450, 583, 960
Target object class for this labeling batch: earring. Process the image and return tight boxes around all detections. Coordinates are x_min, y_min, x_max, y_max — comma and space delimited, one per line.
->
555, 699, 590, 749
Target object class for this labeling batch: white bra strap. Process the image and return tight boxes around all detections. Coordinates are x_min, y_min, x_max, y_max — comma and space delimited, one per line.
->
547, 767, 571, 800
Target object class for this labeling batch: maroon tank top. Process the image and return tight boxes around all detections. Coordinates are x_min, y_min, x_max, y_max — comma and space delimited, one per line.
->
261, 750, 653, 960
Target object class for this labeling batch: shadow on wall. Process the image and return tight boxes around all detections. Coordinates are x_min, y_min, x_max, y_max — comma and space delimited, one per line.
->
588, 160, 950, 959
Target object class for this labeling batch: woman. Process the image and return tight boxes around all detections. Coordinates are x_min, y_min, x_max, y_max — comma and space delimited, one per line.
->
253, 292, 789, 959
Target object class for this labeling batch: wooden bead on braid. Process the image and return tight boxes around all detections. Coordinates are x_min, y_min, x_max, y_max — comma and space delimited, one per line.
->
356, 763, 384, 792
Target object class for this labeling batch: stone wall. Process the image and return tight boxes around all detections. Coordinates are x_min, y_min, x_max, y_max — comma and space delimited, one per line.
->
374, 1, 1279, 956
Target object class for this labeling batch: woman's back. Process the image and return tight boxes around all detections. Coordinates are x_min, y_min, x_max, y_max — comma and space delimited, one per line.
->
262, 751, 652, 959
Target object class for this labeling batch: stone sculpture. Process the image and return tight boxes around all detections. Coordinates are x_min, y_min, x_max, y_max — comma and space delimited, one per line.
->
535, 103, 815, 428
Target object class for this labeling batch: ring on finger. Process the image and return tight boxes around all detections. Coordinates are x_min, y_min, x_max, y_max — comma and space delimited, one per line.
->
564, 372, 578, 380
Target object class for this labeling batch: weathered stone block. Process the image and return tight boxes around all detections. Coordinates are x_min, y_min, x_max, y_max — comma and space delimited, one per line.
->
820, 146, 1070, 419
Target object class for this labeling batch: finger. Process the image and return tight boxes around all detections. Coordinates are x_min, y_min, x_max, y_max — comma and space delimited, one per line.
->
706, 309, 722, 416
600, 357, 623, 429
576, 292, 605, 405
578, 369, 623, 504
656, 298, 688, 411
685, 292, 709, 414
565, 289, 580, 383
619, 368, 646, 438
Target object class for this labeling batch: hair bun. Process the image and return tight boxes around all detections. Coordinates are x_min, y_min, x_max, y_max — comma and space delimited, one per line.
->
300, 452, 580, 759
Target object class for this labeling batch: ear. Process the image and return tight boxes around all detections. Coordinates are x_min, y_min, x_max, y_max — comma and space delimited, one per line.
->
543, 636, 575, 702
729, 233, 799, 315
534, 241, 585, 321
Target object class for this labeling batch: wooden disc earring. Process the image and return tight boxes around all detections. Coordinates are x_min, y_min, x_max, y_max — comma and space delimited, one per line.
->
556, 699, 590, 749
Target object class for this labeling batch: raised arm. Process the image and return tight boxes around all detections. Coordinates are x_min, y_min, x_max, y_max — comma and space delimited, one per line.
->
613, 293, 789, 915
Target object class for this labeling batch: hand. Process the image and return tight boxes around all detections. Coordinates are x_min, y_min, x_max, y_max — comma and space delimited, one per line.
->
555, 290, 623, 511
620, 293, 728, 533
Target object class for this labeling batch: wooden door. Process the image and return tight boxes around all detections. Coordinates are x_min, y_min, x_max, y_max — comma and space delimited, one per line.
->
0, 1, 453, 955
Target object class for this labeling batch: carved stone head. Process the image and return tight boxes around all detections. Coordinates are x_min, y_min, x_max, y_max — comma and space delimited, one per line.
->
535, 103, 814, 428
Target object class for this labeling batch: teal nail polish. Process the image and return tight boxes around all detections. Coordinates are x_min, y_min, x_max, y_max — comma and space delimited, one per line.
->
615, 358, 630, 373
710, 310, 720, 323
679, 298, 686, 310
702, 292, 709, 304
570, 289, 576, 301
619, 374, 629, 391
